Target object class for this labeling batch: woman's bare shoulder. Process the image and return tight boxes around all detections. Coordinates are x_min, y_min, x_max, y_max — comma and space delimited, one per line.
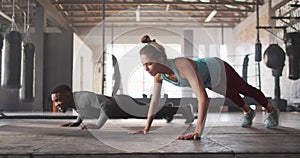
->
174, 57, 195, 68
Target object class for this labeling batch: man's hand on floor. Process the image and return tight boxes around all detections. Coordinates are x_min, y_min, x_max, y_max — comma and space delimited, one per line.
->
81, 124, 99, 130
61, 122, 81, 127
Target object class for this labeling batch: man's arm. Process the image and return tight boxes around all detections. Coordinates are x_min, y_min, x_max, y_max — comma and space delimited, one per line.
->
81, 109, 108, 130
61, 116, 82, 127
96, 109, 108, 128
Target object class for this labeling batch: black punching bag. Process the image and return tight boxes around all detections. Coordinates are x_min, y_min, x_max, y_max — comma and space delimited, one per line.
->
0, 33, 3, 81
242, 55, 249, 82
19, 42, 35, 102
1, 31, 22, 89
263, 44, 285, 70
0, 34, 3, 49
285, 32, 300, 80
255, 42, 262, 62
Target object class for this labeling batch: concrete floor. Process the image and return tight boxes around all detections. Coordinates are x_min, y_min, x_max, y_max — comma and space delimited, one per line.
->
0, 111, 299, 158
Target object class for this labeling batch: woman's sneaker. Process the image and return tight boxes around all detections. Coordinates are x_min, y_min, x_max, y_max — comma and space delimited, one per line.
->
241, 109, 256, 128
265, 108, 280, 128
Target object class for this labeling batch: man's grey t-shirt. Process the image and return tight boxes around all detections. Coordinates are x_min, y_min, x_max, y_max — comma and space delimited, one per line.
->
73, 91, 115, 127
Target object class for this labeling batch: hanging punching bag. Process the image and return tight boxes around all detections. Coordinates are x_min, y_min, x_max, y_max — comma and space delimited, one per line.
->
242, 55, 249, 82
263, 44, 285, 70
0, 33, 3, 49
0, 33, 3, 81
0, 33, 3, 51
255, 42, 262, 62
1, 30, 22, 89
285, 32, 300, 80
19, 42, 35, 102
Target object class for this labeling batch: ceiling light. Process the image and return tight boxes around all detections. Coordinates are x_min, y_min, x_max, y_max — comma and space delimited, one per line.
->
58, 4, 64, 10
205, 9, 217, 22
225, 4, 238, 9
182, 0, 198, 2
136, 5, 140, 22
166, 4, 170, 12
200, 0, 210, 2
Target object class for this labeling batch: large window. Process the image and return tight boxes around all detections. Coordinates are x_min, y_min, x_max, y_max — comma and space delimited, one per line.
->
106, 44, 182, 98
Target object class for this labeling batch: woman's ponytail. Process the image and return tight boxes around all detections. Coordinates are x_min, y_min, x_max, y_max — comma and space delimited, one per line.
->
141, 35, 155, 43
140, 35, 167, 61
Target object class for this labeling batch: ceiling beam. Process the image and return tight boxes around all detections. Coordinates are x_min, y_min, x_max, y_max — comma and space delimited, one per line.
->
64, 14, 246, 19
51, 0, 256, 6
71, 22, 236, 28
57, 7, 254, 13
36, 0, 73, 32
69, 19, 238, 25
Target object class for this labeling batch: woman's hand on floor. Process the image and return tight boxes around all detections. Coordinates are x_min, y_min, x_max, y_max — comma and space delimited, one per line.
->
128, 128, 149, 135
178, 132, 200, 140
61, 122, 81, 127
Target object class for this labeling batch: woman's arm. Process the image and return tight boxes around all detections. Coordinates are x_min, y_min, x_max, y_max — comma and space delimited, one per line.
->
145, 77, 162, 132
175, 58, 209, 140
128, 74, 163, 134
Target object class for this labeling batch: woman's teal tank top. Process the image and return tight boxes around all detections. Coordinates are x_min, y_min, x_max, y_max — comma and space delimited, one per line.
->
160, 57, 222, 88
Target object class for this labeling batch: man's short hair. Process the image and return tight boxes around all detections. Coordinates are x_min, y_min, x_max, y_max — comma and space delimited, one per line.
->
51, 84, 72, 94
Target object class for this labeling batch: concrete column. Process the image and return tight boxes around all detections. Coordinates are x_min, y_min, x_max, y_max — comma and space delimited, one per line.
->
33, 4, 45, 111
183, 30, 194, 58
182, 30, 194, 97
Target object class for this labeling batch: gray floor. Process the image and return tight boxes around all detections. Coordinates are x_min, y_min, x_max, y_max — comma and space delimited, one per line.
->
0, 111, 299, 158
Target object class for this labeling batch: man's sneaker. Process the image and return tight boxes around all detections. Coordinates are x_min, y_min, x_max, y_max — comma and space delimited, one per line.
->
265, 108, 280, 128
164, 115, 174, 123
179, 104, 194, 124
241, 108, 256, 128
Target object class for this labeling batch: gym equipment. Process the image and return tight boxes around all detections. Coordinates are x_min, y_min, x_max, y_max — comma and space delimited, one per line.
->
255, 42, 262, 62
0, 33, 3, 81
19, 0, 35, 102
0, 110, 76, 119
112, 54, 121, 95
1, 0, 22, 89
242, 54, 249, 82
263, 44, 285, 69
254, 0, 262, 89
285, 32, 300, 80
0, 33, 3, 50
263, 44, 287, 111
1, 30, 22, 89
19, 42, 35, 102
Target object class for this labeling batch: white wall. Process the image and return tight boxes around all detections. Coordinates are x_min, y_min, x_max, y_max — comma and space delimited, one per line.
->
73, 34, 94, 92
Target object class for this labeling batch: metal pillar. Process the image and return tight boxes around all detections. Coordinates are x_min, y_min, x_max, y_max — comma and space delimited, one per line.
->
101, 0, 106, 95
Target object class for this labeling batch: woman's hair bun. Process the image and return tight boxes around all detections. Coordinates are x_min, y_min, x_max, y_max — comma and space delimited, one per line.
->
141, 35, 155, 43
